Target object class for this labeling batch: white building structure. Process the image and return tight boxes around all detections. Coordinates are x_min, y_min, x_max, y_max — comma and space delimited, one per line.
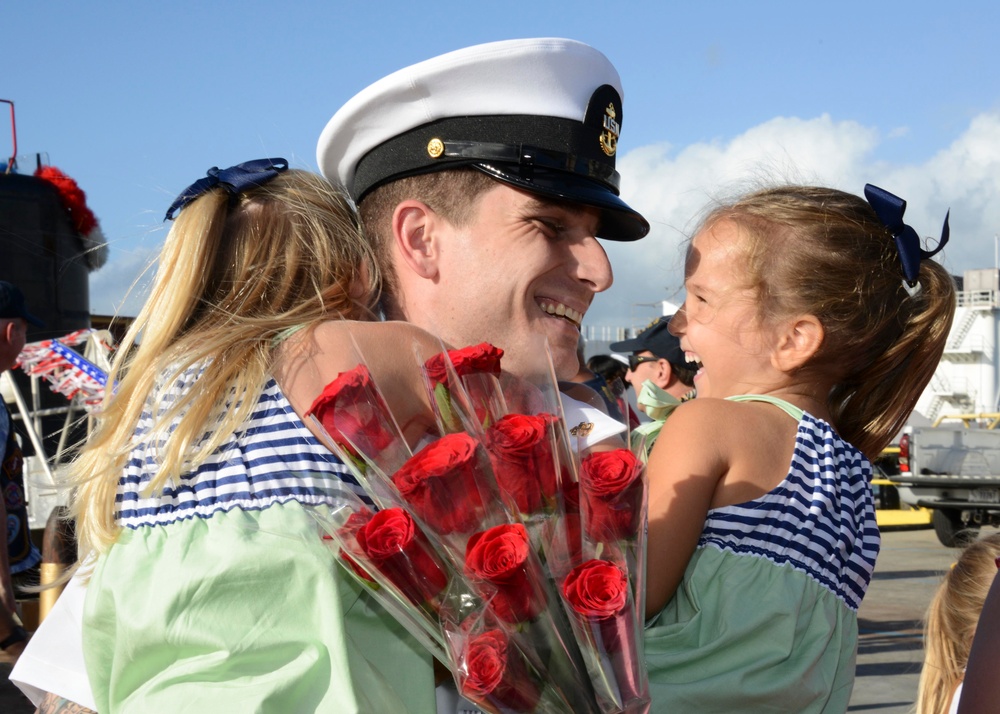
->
915, 268, 1000, 421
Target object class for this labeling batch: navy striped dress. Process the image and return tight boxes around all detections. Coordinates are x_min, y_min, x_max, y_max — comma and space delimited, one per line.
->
644, 397, 880, 713
115, 376, 366, 529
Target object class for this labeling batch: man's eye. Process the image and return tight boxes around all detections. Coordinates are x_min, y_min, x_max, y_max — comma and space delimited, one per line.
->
534, 219, 563, 236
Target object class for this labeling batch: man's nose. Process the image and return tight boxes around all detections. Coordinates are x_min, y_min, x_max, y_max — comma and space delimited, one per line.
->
573, 236, 613, 293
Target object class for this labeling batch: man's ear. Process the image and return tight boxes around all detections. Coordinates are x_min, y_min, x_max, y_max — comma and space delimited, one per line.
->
772, 315, 824, 372
392, 200, 440, 279
653, 359, 673, 390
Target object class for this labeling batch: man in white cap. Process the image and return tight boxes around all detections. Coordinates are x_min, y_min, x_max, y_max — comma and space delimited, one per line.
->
318, 36, 648, 714
15, 38, 648, 714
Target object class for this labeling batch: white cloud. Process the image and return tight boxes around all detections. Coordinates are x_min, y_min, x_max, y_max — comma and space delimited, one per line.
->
589, 111, 1000, 328
87, 244, 159, 318
88, 112, 1000, 333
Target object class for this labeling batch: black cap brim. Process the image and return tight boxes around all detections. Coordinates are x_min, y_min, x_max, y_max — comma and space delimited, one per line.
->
349, 109, 650, 242
609, 336, 644, 352
472, 163, 649, 242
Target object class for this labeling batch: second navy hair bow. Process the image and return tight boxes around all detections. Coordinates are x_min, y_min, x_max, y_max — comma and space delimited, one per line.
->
863, 183, 949, 288
165, 157, 289, 221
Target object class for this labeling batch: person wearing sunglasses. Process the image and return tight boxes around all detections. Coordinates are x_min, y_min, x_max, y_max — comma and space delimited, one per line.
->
610, 314, 696, 454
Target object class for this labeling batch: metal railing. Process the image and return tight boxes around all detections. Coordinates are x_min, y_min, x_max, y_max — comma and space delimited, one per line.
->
956, 289, 1000, 308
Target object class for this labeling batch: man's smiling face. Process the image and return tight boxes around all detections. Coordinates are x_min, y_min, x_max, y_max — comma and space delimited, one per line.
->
416, 182, 612, 380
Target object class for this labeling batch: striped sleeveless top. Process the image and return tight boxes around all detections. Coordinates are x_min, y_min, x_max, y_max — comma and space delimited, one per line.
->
698, 395, 880, 611
115, 374, 365, 530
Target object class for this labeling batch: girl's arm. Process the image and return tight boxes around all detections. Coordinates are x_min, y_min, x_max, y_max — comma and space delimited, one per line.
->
645, 398, 729, 618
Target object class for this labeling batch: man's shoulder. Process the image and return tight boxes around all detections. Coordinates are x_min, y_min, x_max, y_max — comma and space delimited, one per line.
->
559, 390, 627, 449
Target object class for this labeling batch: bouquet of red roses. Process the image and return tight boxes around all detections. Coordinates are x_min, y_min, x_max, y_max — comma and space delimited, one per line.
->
306, 339, 649, 713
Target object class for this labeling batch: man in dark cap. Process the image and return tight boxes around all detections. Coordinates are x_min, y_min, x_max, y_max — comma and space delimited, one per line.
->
0, 281, 43, 660
611, 314, 696, 453
318, 37, 648, 382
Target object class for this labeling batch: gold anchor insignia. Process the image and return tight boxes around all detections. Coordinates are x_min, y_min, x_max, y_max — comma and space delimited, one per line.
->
570, 421, 595, 437
599, 103, 620, 157
427, 138, 445, 158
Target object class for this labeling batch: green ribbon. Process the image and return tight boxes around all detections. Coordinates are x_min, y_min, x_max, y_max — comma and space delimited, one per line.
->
636, 380, 682, 423
631, 380, 686, 454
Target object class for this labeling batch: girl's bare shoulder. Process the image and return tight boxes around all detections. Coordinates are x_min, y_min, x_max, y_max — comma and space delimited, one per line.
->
309, 320, 445, 357
662, 397, 797, 460
666, 396, 759, 429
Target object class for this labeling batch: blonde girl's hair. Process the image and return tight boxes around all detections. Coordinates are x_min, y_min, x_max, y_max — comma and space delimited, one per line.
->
916, 533, 1000, 714
698, 185, 956, 459
71, 169, 379, 555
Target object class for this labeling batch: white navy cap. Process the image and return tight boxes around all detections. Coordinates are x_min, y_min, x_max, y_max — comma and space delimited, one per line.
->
317, 38, 649, 241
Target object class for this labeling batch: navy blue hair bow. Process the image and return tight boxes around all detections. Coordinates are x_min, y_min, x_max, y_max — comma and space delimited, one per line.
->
863, 184, 950, 288
164, 158, 289, 221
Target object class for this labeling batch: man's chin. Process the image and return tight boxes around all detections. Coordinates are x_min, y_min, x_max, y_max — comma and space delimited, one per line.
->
549, 350, 580, 382
499, 341, 577, 382
542, 332, 582, 381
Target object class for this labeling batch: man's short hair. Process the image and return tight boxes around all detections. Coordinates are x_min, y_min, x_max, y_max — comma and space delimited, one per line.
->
359, 168, 498, 318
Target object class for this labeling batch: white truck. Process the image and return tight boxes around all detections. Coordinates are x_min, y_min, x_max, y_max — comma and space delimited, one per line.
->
892, 417, 1000, 547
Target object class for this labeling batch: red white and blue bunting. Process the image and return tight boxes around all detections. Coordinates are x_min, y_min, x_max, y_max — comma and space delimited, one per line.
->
15, 329, 115, 410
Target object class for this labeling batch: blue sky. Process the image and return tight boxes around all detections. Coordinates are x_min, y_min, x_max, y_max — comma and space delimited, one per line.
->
3, 1, 999, 328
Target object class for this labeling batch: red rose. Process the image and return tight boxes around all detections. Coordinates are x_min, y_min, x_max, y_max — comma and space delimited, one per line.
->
561, 559, 645, 705
392, 433, 488, 534
458, 628, 541, 711
561, 559, 628, 619
484, 413, 561, 514
336, 509, 377, 583
355, 507, 449, 606
579, 449, 645, 541
306, 366, 396, 457
424, 343, 504, 388
466, 523, 547, 623
425, 344, 506, 428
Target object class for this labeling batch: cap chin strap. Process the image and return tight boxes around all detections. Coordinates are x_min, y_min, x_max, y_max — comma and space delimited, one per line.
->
440, 140, 621, 189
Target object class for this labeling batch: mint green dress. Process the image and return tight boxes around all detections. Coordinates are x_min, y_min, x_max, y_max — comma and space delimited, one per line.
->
644, 396, 880, 712
82, 377, 435, 713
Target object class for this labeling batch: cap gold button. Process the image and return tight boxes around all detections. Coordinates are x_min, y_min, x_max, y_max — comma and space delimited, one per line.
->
427, 138, 445, 158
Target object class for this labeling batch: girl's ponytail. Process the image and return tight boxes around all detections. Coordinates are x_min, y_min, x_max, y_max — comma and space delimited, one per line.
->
830, 261, 955, 458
